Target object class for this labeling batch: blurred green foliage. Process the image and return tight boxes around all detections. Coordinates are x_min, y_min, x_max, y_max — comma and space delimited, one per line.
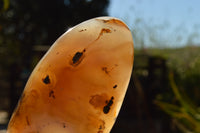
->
135, 46, 200, 132
144, 46, 200, 100
155, 73, 200, 133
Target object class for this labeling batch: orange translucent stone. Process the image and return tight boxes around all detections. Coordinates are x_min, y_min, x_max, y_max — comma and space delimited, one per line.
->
7, 17, 134, 133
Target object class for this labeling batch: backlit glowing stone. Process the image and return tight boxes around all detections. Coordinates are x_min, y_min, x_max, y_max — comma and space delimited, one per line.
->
7, 16, 134, 133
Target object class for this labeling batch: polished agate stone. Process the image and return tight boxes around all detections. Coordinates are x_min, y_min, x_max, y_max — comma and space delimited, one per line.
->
7, 16, 134, 133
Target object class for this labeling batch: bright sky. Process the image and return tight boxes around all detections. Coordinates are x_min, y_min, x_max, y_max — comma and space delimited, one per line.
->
108, 0, 200, 47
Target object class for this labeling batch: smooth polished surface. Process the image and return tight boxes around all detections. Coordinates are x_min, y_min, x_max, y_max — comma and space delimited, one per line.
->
7, 17, 134, 133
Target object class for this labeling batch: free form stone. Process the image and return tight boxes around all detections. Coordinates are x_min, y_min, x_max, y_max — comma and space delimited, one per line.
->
7, 16, 134, 133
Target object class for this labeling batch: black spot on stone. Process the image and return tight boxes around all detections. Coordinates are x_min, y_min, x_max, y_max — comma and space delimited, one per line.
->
43, 75, 50, 84
102, 67, 109, 74
63, 123, 66, 128
71, 49, 86, 66
103, 96, 114, 114
79, 29, 87, 32
103, 105, 110, 114
72, 52, 83, 64
99, 123, 105, 130
113, 84, 117, 89
98, 120, 105, 133
49, 90, 55, 99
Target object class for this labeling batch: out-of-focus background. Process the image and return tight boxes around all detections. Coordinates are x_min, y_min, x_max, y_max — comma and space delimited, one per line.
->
1, 0, 200, 132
